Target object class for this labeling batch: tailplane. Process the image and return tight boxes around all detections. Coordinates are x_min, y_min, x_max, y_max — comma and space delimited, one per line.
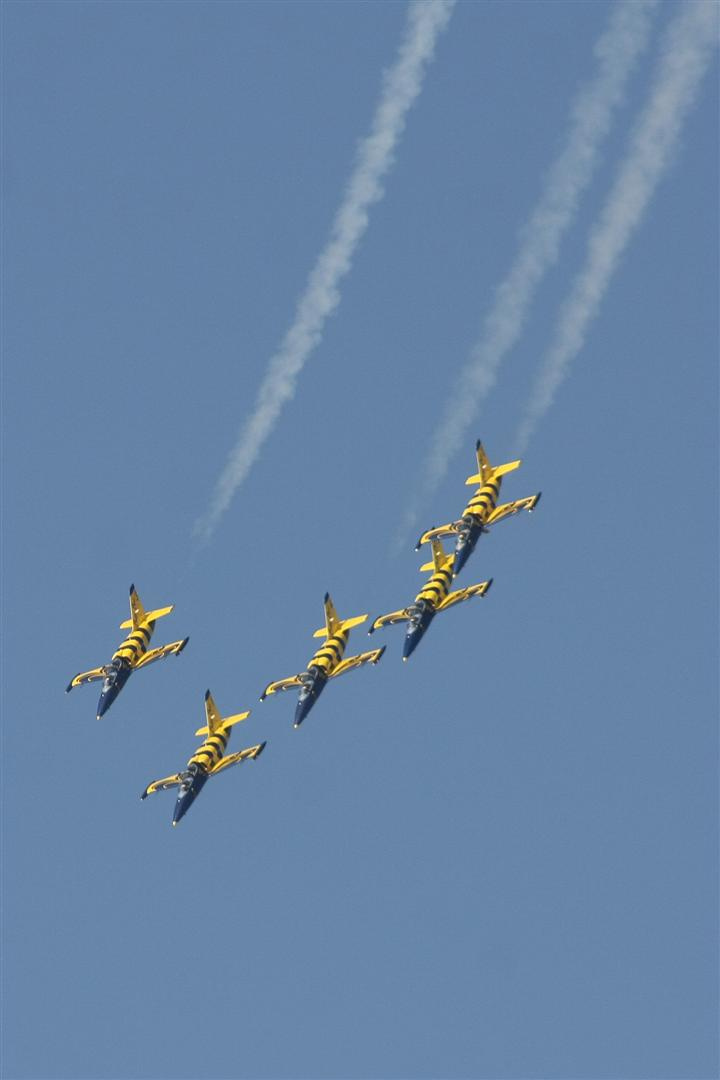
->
465, 440, 521, 486
313, 592, 367, 638
195, 690, 251, 736
420, 539, 454, 574
120, 584, 174, 630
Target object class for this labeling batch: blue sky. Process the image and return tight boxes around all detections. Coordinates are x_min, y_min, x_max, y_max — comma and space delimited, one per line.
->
2, 3, 717, 1078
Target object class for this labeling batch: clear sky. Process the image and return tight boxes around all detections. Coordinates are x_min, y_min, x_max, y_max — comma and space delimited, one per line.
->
2, 3, 717, 1079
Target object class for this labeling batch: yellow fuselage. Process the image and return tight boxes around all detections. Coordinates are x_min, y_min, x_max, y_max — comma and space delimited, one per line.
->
307, 628, 349, 675
188, 729, 229, 773
415, 566, 453, 611
112, 620, 154, 668
462, 476, 501, 522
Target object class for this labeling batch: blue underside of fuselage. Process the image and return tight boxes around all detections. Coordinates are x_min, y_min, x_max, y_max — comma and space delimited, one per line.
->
294, 673, 328, 727
453, 521, 483, 576
96, 666, 132, 719
403, 608, 436, 660
173, 770, 210, 826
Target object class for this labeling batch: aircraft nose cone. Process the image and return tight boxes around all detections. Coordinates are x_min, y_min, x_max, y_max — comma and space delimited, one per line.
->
172, 798, 191, 827
294, 695, 314, 728
403, 628, 423, 661
96, 689, 115, 720
453, 540, 475, 577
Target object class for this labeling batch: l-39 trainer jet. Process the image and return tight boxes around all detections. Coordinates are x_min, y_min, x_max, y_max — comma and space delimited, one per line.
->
141, 691, 265, 826
369, 539, 493, 660
416, 440, 541, 576
66, 585, 189, 719
260, 593, 385, 727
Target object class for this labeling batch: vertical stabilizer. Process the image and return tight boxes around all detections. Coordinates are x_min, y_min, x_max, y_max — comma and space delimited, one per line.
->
420, 538, 454, 573
466, 440, 522, 486
129, 585, 147, 630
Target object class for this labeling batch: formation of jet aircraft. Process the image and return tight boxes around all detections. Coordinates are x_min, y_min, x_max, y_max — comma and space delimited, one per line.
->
65, 440, 540, 825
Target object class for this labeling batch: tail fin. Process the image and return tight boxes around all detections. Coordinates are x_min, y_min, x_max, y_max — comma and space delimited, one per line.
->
120, 584, 174, 629
313, 592, 367, 638
195, 689, 251, 736
420, 539, 454, 574
465, 440, 522, 486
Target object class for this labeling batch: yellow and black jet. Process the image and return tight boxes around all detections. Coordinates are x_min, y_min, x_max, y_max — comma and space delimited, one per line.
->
260, 593, 385, 727
141, 691, 265, 826
369, 539, 493, 660
66, 585, 188, 719
416, 440, 541, 576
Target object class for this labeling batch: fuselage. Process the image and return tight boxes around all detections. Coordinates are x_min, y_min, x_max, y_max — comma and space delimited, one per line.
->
403, 563, 453, 660
96, 619, 156, 719
453, 475, 502, 576
295, 627, 350, 727
173, 728, 230, 825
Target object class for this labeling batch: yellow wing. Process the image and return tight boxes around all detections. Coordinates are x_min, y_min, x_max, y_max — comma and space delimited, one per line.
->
368, 609, 409, 634
486, 493, 541, 526
260, 674, 303, 701
415, 521, 460, 549
210, 742, 267, 776
330, 646, 385, 679
133, 637, 189, 670
65, 667, 106, 692
141, 774, 182, 799
437, 579, 493, 612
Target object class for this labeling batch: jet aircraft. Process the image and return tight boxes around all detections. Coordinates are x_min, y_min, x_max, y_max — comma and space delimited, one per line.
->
141, 691, 265, 826
416, 440, 541, 575
369, 539, 493, 660
66, 585, 188, 719
260, 593, 385, 727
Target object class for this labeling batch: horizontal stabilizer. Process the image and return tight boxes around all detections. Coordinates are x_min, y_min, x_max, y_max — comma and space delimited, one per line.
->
120, 605, 174, 630
195, 710, 250, 737
466, 459, 521, 485
313, 613, 367, 638
420, 538, 453, 574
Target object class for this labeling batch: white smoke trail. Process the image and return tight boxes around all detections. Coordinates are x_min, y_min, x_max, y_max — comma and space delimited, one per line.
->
515, 0, 718, 452
395, 0, 658, 547
194, 0, 455, 543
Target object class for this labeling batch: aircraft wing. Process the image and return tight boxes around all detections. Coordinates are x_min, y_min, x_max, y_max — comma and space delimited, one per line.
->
210, 742, 266, 776
486, 493, 541, 526
65, 667, 106, 692
260, 674, 303, 701
141, 774, 182, 799
133, 637, 189, 670
330, 646, 385, 679
368, 609, 409, 634
437, 579, 492, 612
415, 521, 459, 550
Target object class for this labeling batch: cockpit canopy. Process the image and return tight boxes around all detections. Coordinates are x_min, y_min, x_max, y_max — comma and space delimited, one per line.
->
406, 602, 426, 628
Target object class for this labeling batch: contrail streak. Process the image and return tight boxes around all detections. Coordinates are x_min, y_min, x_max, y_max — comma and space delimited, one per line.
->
396, 0, 658, 547
195, 0, 455, 543
515, 0, 718, 452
